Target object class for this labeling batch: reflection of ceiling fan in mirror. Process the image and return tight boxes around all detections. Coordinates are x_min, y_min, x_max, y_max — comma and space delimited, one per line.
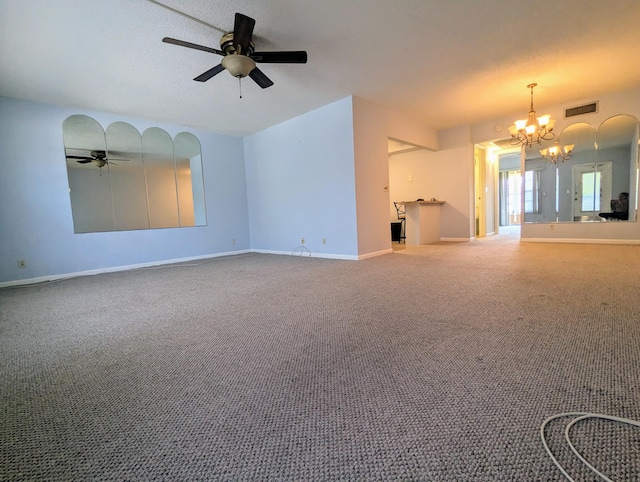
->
162, 12, 307, 95
65, 150, 129, 173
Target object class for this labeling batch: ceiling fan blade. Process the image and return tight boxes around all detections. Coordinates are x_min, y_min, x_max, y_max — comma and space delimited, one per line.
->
162, 37, 224, 56
193, 64, 225, 82
249, 68, 274, 89
76, 159, 93, 164
66, 155, 91, 160
252, 51, 308, 63
233, 13, 255, 54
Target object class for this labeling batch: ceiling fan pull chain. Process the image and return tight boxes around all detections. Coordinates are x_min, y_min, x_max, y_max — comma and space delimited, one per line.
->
239, 77, 243, 99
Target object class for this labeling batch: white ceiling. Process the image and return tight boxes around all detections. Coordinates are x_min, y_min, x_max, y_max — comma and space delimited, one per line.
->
2, 0, 640, 137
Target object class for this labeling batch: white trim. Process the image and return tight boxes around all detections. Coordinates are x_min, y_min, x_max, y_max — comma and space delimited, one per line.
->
521, 238, 640, 245
441, 237, 474, 242
359, 248, 393, 259
251, 248, 359, 261
2, 244, 460, 288
0, 250, 251, 288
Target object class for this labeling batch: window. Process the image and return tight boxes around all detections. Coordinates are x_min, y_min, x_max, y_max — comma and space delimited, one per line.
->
581, 170, 602, 212
524, 169, 541, 214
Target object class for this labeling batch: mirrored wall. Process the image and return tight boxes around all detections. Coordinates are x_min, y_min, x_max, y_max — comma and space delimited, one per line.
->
63, 115, 206, 233
523, 114, 639, 223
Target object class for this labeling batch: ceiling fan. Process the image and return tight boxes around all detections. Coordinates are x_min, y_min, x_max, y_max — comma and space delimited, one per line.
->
65, 150, 129, 173
162, 12, 307, 93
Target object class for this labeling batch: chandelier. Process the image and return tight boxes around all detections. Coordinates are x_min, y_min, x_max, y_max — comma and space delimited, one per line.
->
539, 142, 574, 164
509, 83, 556, 147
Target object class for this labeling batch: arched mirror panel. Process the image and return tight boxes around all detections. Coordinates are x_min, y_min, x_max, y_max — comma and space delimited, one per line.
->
558, 123, 598, 222
174, 132, 206, 227
523, 114, 638, 223
105, 122, 147, 231
142, 127, 179, 229
596, 114, 638, 222
63, 115, 114, 233
62, 116, 207, 233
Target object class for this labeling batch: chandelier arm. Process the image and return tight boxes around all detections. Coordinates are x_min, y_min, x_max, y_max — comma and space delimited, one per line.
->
539, 130, 556, 141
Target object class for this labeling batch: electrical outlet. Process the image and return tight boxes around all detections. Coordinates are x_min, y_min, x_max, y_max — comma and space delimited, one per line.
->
301, 237, 305, 245
232, 238, 236, 245
18, 259, 26, 268
322, 237, 327, 245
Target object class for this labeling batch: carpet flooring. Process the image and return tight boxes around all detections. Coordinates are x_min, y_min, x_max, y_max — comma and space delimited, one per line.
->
1, 230, 639, 480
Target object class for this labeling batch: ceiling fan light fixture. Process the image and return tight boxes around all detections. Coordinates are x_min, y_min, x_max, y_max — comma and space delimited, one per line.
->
164, 12, 307, 92
222, 54, 256, 78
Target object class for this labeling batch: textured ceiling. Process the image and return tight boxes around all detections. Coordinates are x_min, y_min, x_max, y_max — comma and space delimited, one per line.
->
1, 0, 640, 137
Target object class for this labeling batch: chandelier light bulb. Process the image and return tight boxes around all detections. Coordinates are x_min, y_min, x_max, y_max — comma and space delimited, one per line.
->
538, 115, 550, 127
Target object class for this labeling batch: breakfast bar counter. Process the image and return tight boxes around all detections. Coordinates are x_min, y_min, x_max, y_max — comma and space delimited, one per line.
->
403, 200, 445, 245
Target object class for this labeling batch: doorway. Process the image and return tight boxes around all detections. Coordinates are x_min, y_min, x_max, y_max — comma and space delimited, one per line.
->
572, 162, 612, 220
474, 148, 486, 237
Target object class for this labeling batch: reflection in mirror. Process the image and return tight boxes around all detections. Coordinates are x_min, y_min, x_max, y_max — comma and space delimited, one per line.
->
174, 132, 206, 226
63, 116, 207, 233
105, 122, 147, 230
596, 115, 639, 222
143, 128, 179, 228
558, 123, 598, 222
523, 123, 597, 223
64, 115, 114, 233
523, 115, 639, 224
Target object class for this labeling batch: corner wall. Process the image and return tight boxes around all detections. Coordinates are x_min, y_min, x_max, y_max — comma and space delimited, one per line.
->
243, 97, 359, 258
352, 98, 393, 256
352, 97, 441, 255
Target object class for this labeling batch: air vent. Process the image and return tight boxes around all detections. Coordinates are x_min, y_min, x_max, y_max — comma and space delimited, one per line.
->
565, 102, 598, 118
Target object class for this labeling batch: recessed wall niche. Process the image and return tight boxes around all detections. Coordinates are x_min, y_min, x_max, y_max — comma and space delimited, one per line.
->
63, 115, 206, 233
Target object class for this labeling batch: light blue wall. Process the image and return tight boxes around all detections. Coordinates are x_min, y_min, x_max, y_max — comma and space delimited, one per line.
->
0, 97, 249, 284
244, 97, 359, 257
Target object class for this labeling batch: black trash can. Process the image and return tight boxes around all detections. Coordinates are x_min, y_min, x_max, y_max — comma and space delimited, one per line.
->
391, 222, 402, 242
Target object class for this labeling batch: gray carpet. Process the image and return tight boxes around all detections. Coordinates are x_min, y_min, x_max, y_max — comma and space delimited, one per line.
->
2, 231, 639, 481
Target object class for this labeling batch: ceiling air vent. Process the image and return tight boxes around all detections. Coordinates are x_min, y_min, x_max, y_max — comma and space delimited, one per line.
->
565, 101, 598, 118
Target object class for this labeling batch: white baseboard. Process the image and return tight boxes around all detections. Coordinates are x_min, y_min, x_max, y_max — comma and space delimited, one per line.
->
252, 248, 359, 260
1, 246, 406, 287
0, 250, 251, 288
441, 237, 474, 242
359, 248, 393, 259
521, 238, 640, 245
